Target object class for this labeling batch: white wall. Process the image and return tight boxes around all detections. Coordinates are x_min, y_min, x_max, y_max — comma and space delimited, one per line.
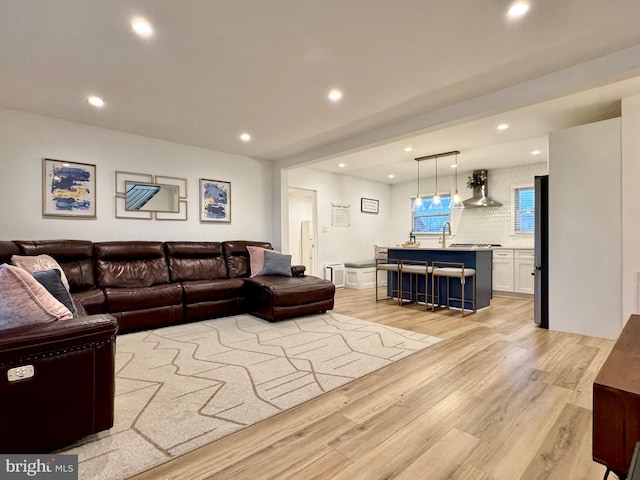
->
0, 108, 273, 242
288, 167, 392, 271
549, 118, 622, 339
622, 95, 640, 324
388, 163, 548, 248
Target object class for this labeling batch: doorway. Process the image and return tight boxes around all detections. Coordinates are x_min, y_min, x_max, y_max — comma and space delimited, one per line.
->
288, 188, 317, 276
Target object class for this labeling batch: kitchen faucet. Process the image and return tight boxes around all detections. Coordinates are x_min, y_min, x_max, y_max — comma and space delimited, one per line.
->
440, 221, 451, 247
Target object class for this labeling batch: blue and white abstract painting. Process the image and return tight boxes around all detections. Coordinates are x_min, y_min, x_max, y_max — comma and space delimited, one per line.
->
200, 179, 231, 222
43, 159, 96, 218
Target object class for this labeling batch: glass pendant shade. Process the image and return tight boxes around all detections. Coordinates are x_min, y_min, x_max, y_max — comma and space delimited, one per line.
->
452, 189, 465, 209
429, 156, 441, 209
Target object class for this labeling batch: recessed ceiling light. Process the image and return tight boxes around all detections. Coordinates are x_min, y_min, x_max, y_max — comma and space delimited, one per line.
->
404, 146, 413, 152
87, 96, 105, 107
131, 18, 153, 38
507, 1, 530, 18
338, 163, 346, 168
531, 150, 541, 156
328, 89, 343, 102
497, 123, 509, 131
388, 173, 395, 179
451, 164, 458, 168
240, 132, 251, 142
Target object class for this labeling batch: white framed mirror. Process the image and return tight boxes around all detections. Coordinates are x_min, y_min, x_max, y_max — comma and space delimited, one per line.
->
115, 171, 188, 220
125, 181, 179, 212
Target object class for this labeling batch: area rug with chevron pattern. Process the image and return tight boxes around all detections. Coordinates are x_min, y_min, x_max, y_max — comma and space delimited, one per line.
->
59, 312, 442, 480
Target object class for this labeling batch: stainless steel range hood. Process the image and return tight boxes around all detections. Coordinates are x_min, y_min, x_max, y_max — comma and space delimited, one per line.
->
462, 169, 502, 208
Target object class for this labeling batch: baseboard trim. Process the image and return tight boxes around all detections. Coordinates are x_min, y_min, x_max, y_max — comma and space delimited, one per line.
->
493, 290, 534, 300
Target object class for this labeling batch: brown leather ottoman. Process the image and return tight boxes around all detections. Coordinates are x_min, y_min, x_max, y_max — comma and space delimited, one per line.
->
244, 275, 335, 322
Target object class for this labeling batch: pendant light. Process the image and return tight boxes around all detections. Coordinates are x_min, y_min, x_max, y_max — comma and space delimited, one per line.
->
430, 155, 441, 209
451, 151, 465, 209
415, 150, 461, 210
414, 156, 422, 209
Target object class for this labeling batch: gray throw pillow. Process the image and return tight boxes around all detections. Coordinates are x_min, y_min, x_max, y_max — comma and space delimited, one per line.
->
32, 269, 78, 316
261, 250, 292, 276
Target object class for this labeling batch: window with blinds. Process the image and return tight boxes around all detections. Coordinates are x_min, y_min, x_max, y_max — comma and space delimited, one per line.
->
411, 194, 451, 234
513, 186, 534, 232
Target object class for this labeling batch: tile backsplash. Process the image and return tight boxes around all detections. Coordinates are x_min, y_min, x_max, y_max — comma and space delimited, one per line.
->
451, 162, 547, 247
412, 162, 548, 249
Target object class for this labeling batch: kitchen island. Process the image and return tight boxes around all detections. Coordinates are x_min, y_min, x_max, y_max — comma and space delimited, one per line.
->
387, 246, 493, 309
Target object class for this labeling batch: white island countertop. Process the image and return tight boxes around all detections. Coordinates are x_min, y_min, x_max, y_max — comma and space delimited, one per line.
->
388, 245, 534, 251
387, 245, 497, 251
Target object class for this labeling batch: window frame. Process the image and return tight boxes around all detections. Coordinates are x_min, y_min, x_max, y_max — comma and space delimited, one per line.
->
512, 184, 535, 234
411, 192, 452, 235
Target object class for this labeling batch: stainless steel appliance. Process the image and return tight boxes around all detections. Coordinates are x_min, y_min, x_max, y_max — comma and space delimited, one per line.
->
534, 175, 549, 328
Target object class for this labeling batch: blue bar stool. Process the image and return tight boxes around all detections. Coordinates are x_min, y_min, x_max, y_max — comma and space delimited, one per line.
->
431, 261, 476, 317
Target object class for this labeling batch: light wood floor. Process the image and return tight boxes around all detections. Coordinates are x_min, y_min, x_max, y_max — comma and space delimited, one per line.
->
132, 288, 615, 480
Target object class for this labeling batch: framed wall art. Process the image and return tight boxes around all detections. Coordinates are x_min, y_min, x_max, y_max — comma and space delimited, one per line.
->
361, 197, 379, 214
200, 178, 231, 223
42, 158, 96, 218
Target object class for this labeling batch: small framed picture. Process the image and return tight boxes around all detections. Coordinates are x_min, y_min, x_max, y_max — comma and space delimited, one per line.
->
361, 197, 379, 214
42, 158, 96, 218
200, 178, 231, 223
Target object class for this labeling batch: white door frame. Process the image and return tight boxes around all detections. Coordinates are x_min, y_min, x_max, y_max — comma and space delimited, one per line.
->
287, 187, 317, 276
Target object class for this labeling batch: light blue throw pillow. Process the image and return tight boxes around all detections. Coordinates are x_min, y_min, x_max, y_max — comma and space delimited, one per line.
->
261, 250, 292, 276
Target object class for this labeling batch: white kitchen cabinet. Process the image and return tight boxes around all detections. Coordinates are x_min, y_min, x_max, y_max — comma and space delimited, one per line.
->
493, 249, 514, 292
514, 249, 535, 294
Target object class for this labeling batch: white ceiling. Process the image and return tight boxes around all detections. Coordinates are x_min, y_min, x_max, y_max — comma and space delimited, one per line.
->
315, 78, 639, 183
2, 1, 640, 180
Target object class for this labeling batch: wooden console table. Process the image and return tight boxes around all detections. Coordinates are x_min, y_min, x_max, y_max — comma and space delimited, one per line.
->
593, 314, 640, 478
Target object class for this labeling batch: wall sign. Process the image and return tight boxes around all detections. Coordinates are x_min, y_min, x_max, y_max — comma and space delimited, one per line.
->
361, 197, 379, 214
331, 203, 350, 227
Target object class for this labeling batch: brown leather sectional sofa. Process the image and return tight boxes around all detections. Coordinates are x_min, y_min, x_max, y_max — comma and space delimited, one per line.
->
0, 239, 335, 331
0, 238, 334, 453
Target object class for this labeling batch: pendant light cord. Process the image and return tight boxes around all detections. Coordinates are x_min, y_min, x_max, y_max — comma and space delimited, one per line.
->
417, 157, 420, 198
435, 156, 438, 195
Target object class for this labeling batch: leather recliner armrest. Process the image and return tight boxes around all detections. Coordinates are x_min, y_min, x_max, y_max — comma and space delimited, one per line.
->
0, 314, 119, 359
291, 265, 306, 277
0, 313, 119, 453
